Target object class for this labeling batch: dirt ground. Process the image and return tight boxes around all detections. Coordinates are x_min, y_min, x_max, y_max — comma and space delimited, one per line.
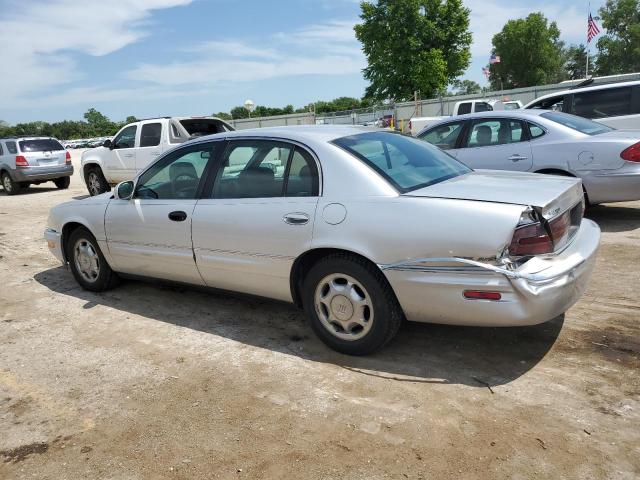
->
0, 150, 639, 480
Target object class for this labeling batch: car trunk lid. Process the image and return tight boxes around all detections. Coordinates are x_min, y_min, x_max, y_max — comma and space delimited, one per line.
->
404, 170, 583, 220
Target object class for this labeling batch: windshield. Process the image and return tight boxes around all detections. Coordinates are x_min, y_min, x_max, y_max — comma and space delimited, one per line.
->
333, 131, 471, 193
541, 111, 614, 135
18, 139, 64, 152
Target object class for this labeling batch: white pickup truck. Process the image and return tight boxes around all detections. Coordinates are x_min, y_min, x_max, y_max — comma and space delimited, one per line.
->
409, 99, 522, 136
81, 116, 234, 196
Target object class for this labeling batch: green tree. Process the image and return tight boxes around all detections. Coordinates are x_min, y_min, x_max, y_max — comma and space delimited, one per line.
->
451, 79, 481, 95
354, 0, 472, 102
213, 112, 232, 120
125, 115, 138, 124
564, 44, 594, 80
230, 106, 250, 119
595, 0, 640, 75
489, 12, 565, 89
83, 108, 117, 136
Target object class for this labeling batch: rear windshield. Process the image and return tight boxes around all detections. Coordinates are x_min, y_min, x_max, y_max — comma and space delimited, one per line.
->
540, 111, 614, 135
332, 131, 471, 193
18, 139, 64, 152
180, 119, 230, 138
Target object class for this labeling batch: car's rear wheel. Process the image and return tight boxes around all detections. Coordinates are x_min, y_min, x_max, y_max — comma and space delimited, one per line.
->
66, 226, 119, 291
54, 177, 70, 189
302, 253, 403, 355
1, 172, 20, 195
86, 167, 109, 196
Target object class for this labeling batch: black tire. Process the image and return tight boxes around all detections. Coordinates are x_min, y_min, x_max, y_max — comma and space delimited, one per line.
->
85, 167, 110, 196
302, 253, 403, 355
21, 182, 31, 189
66, 226, 119, 292
54, 176, 70, 189
1, 172, 21, 195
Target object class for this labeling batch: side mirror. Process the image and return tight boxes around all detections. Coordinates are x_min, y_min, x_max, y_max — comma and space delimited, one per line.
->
103, 139, 112, 149
114, 181, 134, 200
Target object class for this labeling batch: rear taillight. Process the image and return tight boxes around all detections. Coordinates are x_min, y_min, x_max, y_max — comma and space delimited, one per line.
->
65, 151, 71, 164
509, 222, 553, 256
15, 155, 28, 167
621, 142, 640, 162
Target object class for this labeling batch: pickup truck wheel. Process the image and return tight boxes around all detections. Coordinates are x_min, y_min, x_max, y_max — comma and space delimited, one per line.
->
1, 172, 21, 195
54, 177, 70, 189
86, 167, 109, 196
302, 253, 403, 355
66, 226, 119, 291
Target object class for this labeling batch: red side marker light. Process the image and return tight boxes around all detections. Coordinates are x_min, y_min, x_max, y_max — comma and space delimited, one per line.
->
463, 291, 502, 301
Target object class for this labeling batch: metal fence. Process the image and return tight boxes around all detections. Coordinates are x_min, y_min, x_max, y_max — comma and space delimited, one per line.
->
228, 72, 640, 132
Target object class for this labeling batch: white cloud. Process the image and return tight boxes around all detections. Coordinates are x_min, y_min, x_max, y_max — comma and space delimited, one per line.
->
0, 0, 194, 102
125, 20, 365, 87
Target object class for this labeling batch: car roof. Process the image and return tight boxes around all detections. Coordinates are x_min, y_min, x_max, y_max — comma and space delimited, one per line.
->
186, 125, 381, 145
426, 109, 549, 123
526, 80, 640, 104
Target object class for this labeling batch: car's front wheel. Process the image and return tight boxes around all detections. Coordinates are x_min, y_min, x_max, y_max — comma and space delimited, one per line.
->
1, 172, 20, 195
66, 226, 119, 291
302, 253, 403, 355
85, 167, 110, 196
54, 177, 70, 189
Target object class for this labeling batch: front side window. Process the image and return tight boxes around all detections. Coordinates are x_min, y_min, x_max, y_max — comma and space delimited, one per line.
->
113, 125, 137, 149
140, 123, 162, 147
6, 141, 17, 154
457, 102, 472, 115
541, 111, 613, 135
18, 139, 64, 152
530, 95, 564, 111
333, 132, 470, 193
572, 87, 632, 119
135, 143, 219, 200
475, 102, 492, 112
466, 119, 524, 147
418, 121, 465, 150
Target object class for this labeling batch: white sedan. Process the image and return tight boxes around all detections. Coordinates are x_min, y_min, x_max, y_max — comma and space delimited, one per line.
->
45, 126, 600, 355
416, 110, 640, 205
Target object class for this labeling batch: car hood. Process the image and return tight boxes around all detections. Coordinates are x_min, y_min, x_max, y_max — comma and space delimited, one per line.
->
404, 170, 583, 219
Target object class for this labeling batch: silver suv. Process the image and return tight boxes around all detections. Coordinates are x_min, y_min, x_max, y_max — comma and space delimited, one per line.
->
0, 137, 73, 195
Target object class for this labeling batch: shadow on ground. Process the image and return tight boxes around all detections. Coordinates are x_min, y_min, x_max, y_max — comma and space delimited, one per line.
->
35, 266, 564, 389
586, 204, 640, 233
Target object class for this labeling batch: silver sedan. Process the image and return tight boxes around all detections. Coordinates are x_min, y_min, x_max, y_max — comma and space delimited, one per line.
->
416, 110, 640, 205
45, 126, 599, 355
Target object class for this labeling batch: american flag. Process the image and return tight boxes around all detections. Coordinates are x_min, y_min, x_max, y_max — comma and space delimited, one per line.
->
482, 66, 490, 78
489, 54, 501, 64
588, 13, 600, 43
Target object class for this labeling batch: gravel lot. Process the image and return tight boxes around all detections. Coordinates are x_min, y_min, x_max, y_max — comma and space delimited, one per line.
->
1, 150, 639, 479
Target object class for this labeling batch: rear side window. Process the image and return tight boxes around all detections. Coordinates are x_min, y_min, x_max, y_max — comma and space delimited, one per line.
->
18, 139, 64, 152
6, 142, 17, 154
528, 123, 546, 139
140, 123, 162, 147
572, 87, 632, 119
285, 148, 319, 197
466, 119, 524, 147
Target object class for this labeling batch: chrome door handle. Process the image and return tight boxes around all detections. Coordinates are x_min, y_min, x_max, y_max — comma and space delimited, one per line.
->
509, 154, 528, 162
284, 213, 309, 225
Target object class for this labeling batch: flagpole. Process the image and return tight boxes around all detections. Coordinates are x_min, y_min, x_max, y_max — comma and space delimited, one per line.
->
586, 2, 590, 78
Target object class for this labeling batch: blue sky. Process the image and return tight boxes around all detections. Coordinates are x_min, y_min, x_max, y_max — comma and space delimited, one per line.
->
0, 0, 605, 124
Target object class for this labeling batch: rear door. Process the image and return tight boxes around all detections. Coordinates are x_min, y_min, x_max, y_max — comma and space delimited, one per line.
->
107, 125, 137, 182
135, 120, 163, 173
192, 139, 320, 301
455, 118, 533, 171
417, 120, 467, 157
17, 138, 66, 167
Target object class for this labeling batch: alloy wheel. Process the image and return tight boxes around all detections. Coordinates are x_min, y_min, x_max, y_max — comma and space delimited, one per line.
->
88, 172, 101, 196
314, 273, 374, 341
73, 238, 100, 283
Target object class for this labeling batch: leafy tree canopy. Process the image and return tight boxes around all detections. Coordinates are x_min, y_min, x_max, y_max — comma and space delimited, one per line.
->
489, 12, 565, 89
354, 0, 472, 102
596, 0, 640, 75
